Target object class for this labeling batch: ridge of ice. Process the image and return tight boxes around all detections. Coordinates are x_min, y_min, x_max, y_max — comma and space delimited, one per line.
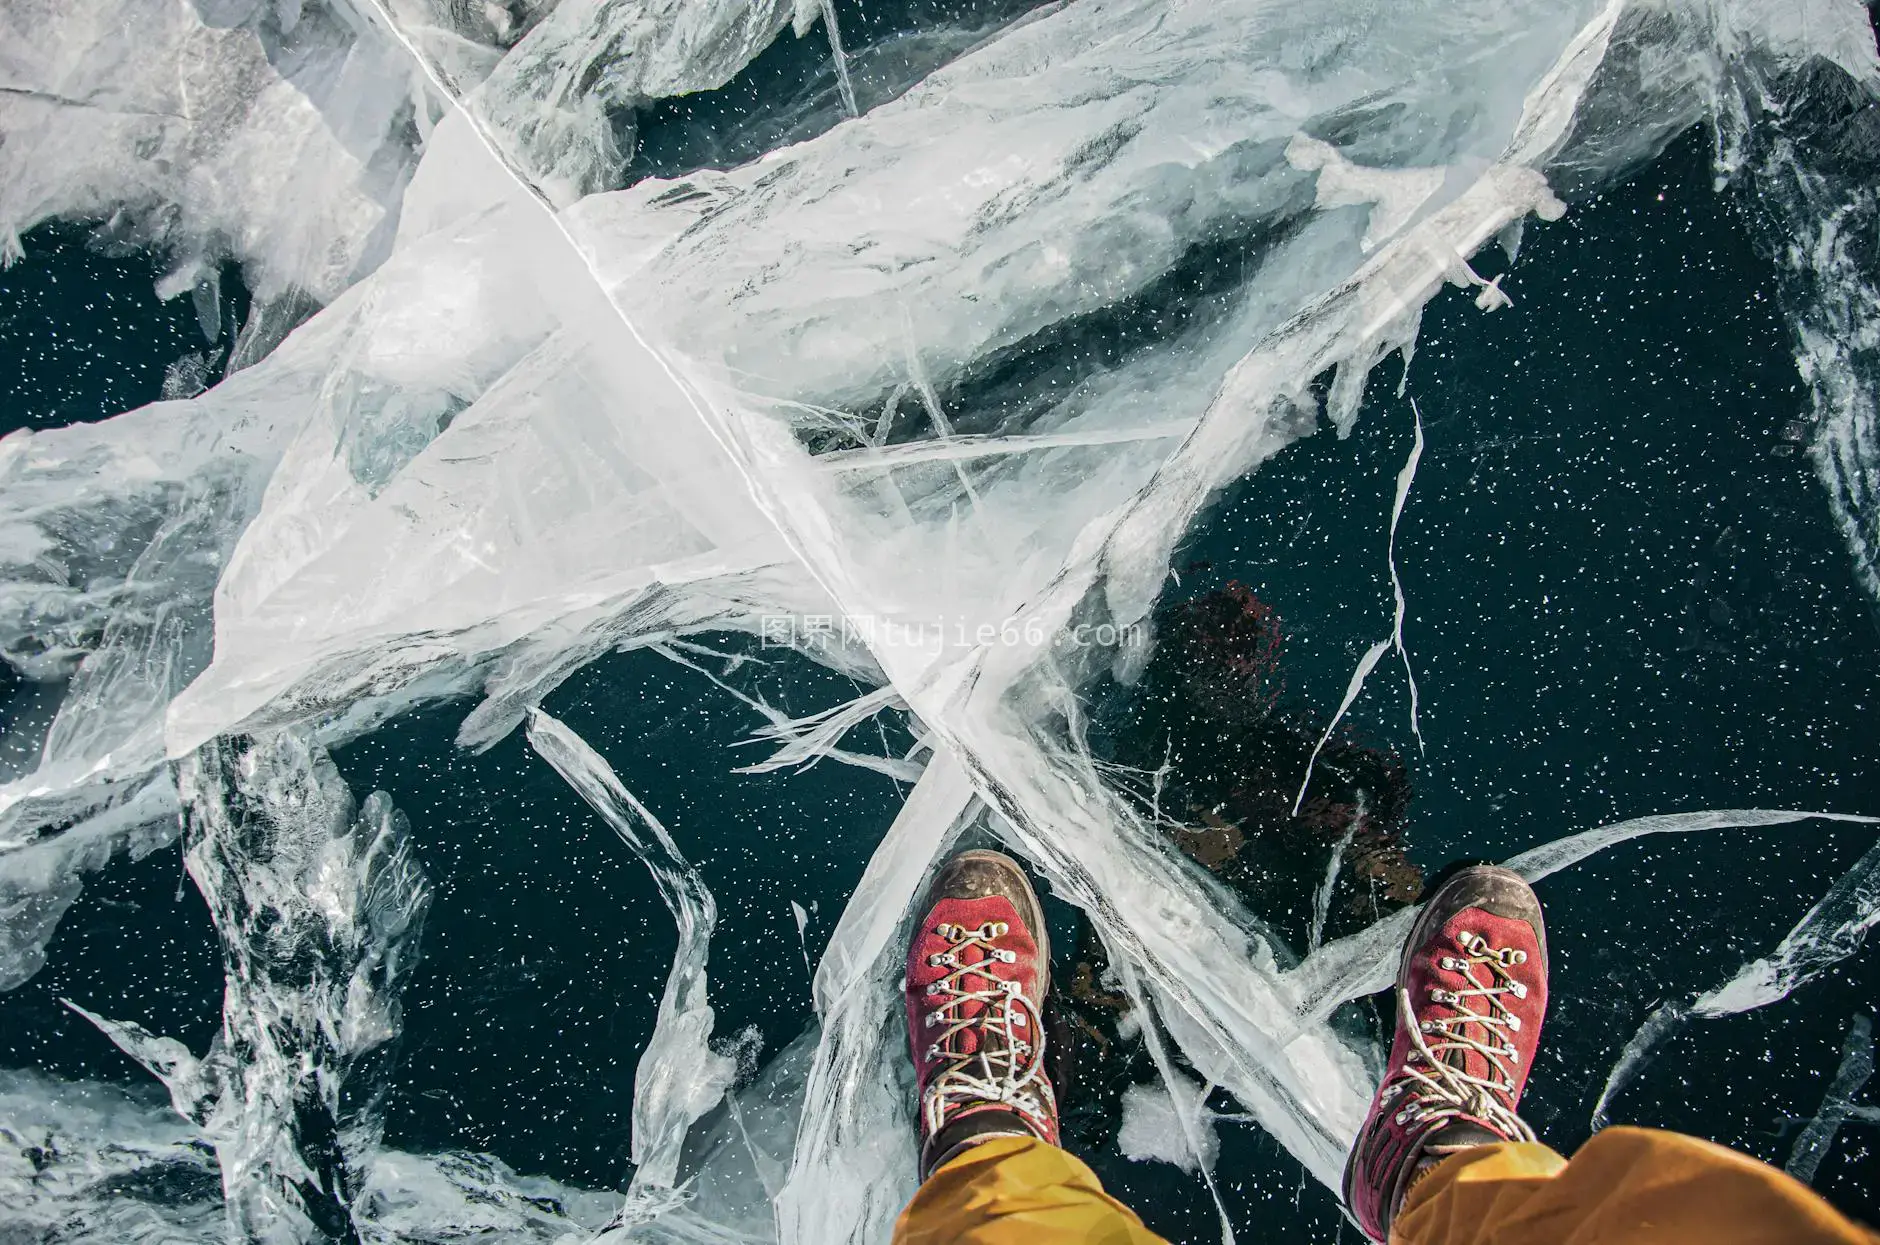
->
1593, 832, 1880, 1129
1785, 1013, 1874, 1185
60, 729, 431, 1242
525, 707, 738, 1211
1292, 809, 1880, 1026
1693, 835, 1880, 1018
1285, 390, 1431, 808
0, 0, 412, 304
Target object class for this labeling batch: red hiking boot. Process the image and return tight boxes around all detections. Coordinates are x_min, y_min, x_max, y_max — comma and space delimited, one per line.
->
1343, 865, 1549, 1241
904, 849, 1059, 1178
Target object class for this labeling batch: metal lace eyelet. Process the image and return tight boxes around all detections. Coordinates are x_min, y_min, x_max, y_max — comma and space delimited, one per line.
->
925, 1044, 940, 1060
1011, 1013, 1027, 1028
1512, 949, 1528, 965
1511, 982, 1527, 999
1507, 1016, 1522, 1032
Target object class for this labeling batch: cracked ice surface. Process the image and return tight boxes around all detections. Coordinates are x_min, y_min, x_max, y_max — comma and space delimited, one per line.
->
2, 0, 1880, 1240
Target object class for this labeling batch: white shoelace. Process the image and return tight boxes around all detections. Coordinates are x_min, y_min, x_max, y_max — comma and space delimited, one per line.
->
918, 920, 1050, 1136
1382, 929, 1537, 1143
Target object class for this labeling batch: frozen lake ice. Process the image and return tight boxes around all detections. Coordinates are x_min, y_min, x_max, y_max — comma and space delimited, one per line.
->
2, 0, 1879, 1240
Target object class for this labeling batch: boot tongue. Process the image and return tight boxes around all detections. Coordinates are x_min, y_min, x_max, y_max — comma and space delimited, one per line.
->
951, 944, 1003, 1057
1437, 1031, 1484, 1081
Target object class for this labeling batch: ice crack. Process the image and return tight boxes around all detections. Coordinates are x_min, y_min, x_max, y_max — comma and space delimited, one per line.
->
525, 707, 736, 1210
1593, 831, 1880, 1129
1293, 400, 1428, 814
1785, 1013, 1873, 1185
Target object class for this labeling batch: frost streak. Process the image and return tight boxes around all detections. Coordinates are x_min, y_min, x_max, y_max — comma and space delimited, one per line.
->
1694, 835, 1880, 1017
1308, 803, 1363, 955
1292, 641, 1391, 816
1293, 809, 1880, 1024
1389, 402, 1426, 751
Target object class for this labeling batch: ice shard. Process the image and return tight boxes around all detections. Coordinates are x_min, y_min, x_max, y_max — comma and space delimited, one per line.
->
0, 363, 312, 987
167, 0, 1631, 772
63, 731, 431, 1244
0, 1068, 631, 1245
776, 755, 978, 1245
0, 1069, 225, 1243
1694, 836, 1880, 1018
1589, 1001, 1691, 1133
525, 706, 736, 1216
1593, 833, 1880, 1128
1785, 1013, 1874, 1185
1292, 809, 1880, 1027
1718, 19, 1880, 610
463, 0, 807, 202
0, 0, 419, 302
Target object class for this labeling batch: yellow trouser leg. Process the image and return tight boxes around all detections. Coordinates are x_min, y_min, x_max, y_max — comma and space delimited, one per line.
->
1394, 1125, 1880, 1245
893, 1135, 1170, 1245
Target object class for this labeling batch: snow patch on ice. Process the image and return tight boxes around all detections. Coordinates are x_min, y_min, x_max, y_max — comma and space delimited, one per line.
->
1119, 1069, 1221, 1174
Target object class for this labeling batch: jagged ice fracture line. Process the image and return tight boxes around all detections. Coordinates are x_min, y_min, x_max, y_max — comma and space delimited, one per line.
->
1288, 809, 1880, 1029
1590, 831, 1880, 1131
1292, 399, 1428, 815
346, 0, 861, 636
222, 44, 997, 1235
339, 3, 1592, 1233
1308, 800, 1364, 955
1390, 401, 1426, 751
749, 3, 1880, 1228
524, 707, 737, 1219
59, 730, 434, 1244
1785, 1013, 1873, 1186
1111, 951, 1237, 1245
